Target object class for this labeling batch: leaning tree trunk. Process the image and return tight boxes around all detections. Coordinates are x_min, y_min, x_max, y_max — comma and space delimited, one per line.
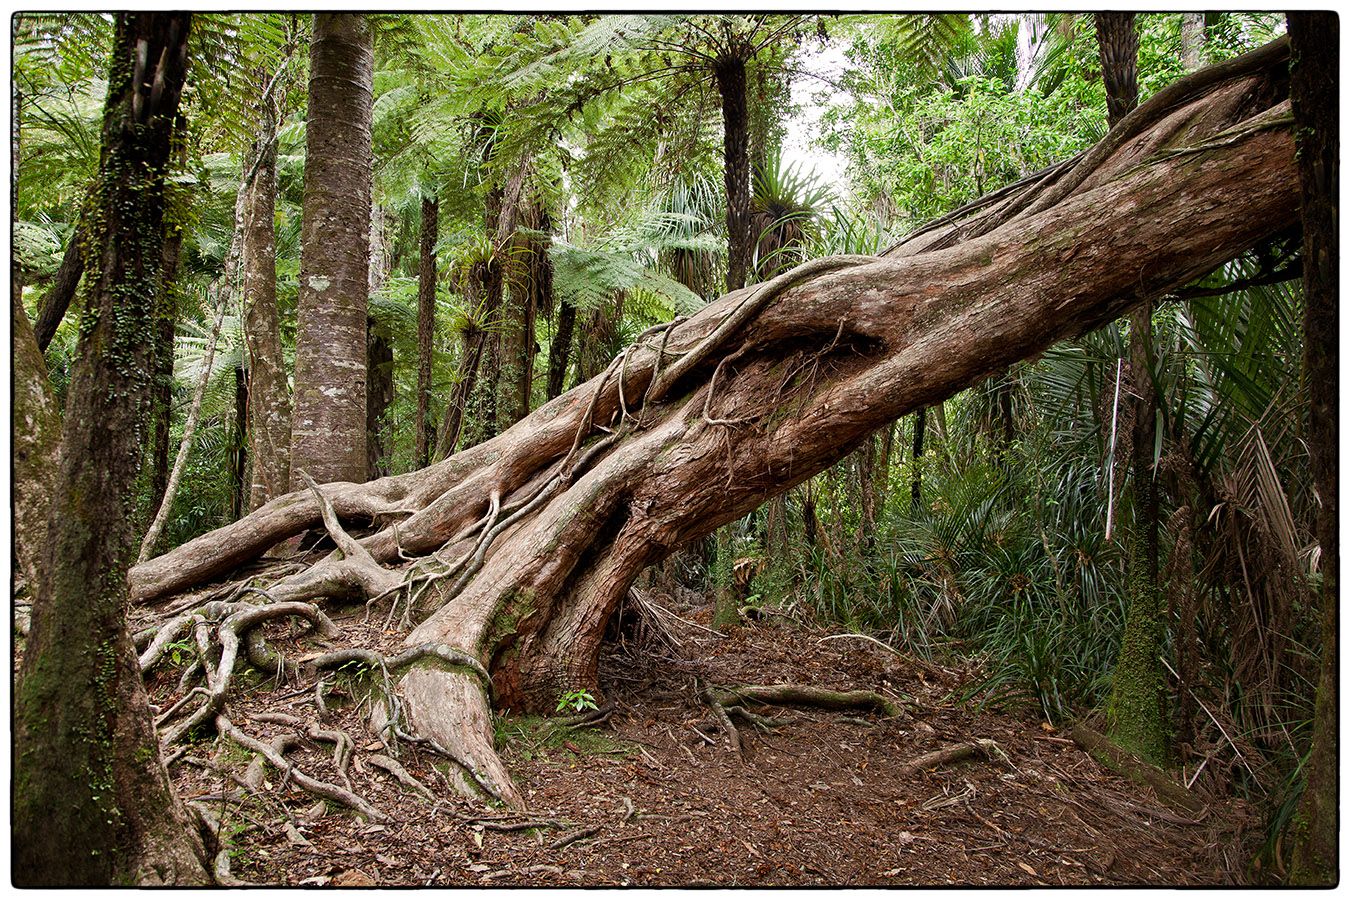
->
32, 193, 91, 353
12, 286, 60, 593
715, 52, 753, 292
289, 13, 373, 487
415, 193, 439, 469
1286, 11, 1338, 887
243, 68, 291, 510
130, 41, 1299, 811
14, 12, 208, 885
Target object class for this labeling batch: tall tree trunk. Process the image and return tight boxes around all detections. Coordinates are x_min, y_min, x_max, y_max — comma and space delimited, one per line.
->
243, 74, 291, 510
1286, 12, 1338, 886
1095, 11, 1166, 765
715, 53, 752, 292
290, 13, 373, 487
14, 13, 208, 885
434, 260, 488, 461
547, 298, 577, 400
492, 165, 532, 431
127, 43, 1300, 809
415, 193, 439, 469
32, 194, 91, 354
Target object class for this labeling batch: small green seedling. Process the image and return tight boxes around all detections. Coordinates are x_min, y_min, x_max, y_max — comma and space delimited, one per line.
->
555, 688, 598, 714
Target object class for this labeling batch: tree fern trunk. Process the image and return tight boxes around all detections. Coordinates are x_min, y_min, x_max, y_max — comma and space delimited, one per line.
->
715, 53, 752, 292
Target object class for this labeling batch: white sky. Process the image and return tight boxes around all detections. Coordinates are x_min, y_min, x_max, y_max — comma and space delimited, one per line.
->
781, 41, 851, 198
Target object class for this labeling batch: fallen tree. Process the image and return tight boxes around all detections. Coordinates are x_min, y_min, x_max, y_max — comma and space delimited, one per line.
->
131, 39, 1299, 809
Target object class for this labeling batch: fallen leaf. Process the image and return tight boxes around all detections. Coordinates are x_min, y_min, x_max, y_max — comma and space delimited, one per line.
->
1040, 722, 1055, 733
1017, 861, 1039, 877
468, 864, 490, 873
298, 875, 330, 886
362, 824, 388, 835
331, 869, 375, 887
895, 831, 916, 846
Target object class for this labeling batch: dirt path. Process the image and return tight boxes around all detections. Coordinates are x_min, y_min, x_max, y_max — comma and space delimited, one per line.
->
155, 601, 1253, 886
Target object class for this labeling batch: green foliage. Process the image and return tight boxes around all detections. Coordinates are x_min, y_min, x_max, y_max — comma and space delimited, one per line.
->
555, 688, 599, 714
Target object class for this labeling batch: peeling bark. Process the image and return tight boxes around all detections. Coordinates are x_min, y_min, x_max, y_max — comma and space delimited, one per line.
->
130, 44, 1299, 809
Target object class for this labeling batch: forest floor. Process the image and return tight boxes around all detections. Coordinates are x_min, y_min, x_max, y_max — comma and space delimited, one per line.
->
143, 585, 1257, 887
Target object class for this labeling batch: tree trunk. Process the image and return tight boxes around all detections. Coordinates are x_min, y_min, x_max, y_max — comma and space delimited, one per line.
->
1095, 11, 1167, 766
14, 13, 208, 885
415, 194, 439, 469
1180, 13, 1206, 72
290, 13, 373, 487
12, 286, 60, 593
1095, 13, 1139, 127
492, 164, 532, 431
32, 195, 91, 353
147, 208, 185, 516
367, 321, 394, 479
715, 53, 753, 292
1286, 12, 1338, 886
230, 366, 249, 520
910, 406, 926, 513
547, 297, 577, 400
243, 71, 291, 510
128, 42, 1299, 810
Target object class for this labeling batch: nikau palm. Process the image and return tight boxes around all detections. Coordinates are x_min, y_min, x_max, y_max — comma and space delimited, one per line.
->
130, 42, 1299, 809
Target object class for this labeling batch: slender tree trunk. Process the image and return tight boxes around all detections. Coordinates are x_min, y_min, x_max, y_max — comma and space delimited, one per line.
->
32, 195, 91, 353
14, 13, 208, 885
910, 406, 926, 513
1286, 12, 1338, 886
366, 205, 394, 479
243, 76, 291, 510
547, 298, 577, 400
415, 194, 439, 469
290, 13, 373, 487
126, 46, 1300, 808
147, 216, 184, 515
230, 366, 249, 520
715, 53, 753, 292
492, 164, 532, 431
1095, 11, 1166, 766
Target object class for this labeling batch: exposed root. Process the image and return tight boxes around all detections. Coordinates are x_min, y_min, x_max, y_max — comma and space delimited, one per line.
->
700, 683, 743, 757
547, 824, 602, 850
711, 683, 905, 718
898, 738, 1010, 777
215, 715, 386, 822
368, 753, 434, 800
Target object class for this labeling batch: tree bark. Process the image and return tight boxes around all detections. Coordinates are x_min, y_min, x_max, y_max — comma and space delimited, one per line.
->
14, 13, 208, 885
910, 406, 926, 513
12, 286, 60, 592
415, 194, 439, 469
243, 70, 291, 510
715, 53, 753, 292
290, 13, 373, 487
547, 297, 577, 400
32, 195, 91, 353
1180, 13, 1206, 72
367, 320, 394, 479
147, 203, 185, 516
128, 43, 1299, 809
1286, 12, 1338, 886
230, 365, 249, 520
1096, 11, 1167, 766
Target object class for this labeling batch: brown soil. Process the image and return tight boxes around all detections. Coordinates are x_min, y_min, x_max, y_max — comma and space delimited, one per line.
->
145, 594, 1255, 887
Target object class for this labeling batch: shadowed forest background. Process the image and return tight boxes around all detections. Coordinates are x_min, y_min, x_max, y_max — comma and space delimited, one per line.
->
11, 12, 1337, 886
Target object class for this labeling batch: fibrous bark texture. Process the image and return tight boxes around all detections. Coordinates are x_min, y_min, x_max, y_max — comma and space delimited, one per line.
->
1286, 12, 1338, 887
243, 75, 291, 510
290, 13, 373, 486
715, 52, 752, 292
131, 41, 1299, 811
14, 13, 209, 885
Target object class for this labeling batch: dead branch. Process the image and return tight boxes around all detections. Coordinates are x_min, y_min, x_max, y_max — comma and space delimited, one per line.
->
547, 824, 601, 850
711, 683, 903, 717
898, 738, 1008, 776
